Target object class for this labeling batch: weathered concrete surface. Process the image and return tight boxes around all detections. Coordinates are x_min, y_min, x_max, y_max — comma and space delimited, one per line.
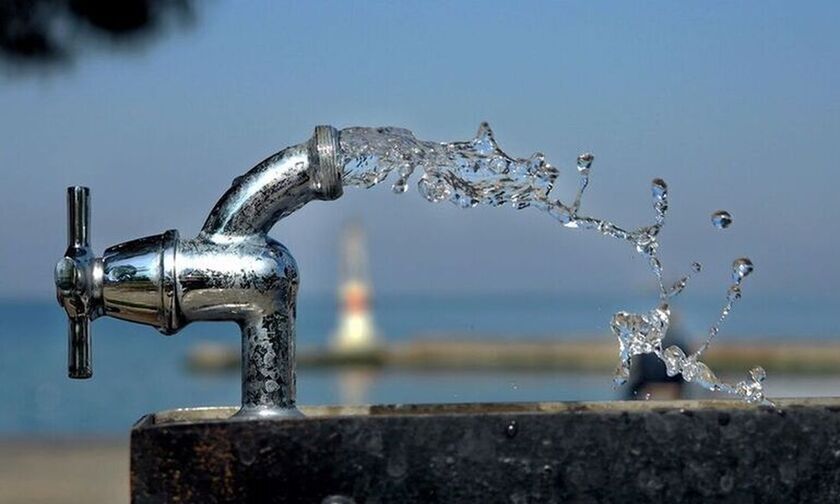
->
132, 398, 840, 503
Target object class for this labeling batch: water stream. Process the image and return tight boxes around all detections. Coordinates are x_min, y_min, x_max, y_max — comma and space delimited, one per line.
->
338, 123, 769, 405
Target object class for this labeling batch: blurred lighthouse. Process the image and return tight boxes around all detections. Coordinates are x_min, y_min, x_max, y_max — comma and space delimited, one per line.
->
331, 220, 379, 352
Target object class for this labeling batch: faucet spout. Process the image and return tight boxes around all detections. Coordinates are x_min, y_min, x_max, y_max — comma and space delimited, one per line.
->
201, 125, 343, 238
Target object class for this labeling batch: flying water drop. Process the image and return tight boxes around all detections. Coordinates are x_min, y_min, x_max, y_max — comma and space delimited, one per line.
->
392, 178, 408, 193
732, 257, 754, 283
670, 277, 688, 297
571, 153, 594, 213
651, 178, 668, 200
712, 210, 733, 229
576, 153, 594, 173
651, 179, 668, 226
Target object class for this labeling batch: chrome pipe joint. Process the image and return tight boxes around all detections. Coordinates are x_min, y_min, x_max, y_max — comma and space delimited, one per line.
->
55, 126, 343, 418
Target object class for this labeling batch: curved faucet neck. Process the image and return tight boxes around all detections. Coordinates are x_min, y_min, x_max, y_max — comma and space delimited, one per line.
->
200, 126, 343, 239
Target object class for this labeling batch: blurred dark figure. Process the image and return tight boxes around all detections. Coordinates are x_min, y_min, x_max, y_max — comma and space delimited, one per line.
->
625, 311, 690, 400
0, 0, 194, 64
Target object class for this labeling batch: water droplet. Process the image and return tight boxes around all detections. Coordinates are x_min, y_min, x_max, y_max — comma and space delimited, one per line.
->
530, 152, 546, 171
651, 178, 668, 200
727, 285, 742, 302
662, 345, 686, 377
731, 257, 754, 283
576, 152, 594, 173
505, 420, 519, 438
720, 472, 735, 494
473, 122, 496, 154
386, 451, 408, 478
670, 277, 688, 296
391, 177, 408, 193
237, 438, 257, 466
417, 175, 450, 203
691, 262, 702, 273
711, 210, 733, 229
475, 121, 494, 140
750, 366, 766, 382
489, 158, 508, 174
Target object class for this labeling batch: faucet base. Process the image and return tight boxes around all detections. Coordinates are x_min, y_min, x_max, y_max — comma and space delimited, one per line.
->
232, 406, 305, 419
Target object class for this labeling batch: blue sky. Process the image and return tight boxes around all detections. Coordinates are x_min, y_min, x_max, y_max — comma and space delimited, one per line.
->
1, 1, 838, 301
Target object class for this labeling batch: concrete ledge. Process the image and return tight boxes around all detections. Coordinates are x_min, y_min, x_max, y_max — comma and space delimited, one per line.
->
132, 398, 840, 502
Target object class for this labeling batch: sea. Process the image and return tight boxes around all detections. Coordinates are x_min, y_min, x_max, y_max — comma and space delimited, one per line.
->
1, 293, 838, 435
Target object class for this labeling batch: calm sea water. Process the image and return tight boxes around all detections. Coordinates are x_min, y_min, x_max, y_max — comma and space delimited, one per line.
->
1, 294, 837, 434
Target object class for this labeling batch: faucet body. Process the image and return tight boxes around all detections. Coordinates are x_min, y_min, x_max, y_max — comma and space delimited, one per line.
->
56, 126, 343, 417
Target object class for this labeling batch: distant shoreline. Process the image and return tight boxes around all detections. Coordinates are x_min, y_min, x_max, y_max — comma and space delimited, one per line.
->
187, 337, 840, 375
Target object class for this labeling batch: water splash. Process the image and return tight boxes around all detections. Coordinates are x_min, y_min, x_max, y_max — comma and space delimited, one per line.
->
341, 123, 637, 239
339, 123, 770, 404
342, 123, 560, 211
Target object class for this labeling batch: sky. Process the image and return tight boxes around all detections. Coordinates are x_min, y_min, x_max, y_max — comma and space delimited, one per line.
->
1, 1, 839, 302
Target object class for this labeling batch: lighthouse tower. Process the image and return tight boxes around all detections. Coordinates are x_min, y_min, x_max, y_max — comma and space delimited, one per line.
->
331, 221, 379, 352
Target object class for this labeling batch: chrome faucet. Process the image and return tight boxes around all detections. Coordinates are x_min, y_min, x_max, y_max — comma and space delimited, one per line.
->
55, 126, 343, 417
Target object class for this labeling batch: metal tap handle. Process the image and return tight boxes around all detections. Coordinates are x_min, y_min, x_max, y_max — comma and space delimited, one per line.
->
56, 186, 96, 379
68, 315, 91, 378
68, 186, 90, 248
